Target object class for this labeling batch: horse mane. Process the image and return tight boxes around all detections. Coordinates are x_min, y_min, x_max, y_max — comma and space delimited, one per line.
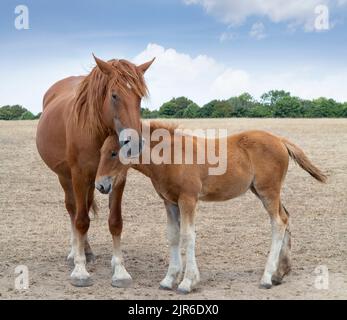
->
72, 59, 149, 136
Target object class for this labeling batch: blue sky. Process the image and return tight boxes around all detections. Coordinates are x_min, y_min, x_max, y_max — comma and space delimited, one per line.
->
1, 0, 347, 113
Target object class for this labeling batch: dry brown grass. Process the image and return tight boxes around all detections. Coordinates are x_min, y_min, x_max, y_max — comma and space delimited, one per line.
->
0, 119, 346, 299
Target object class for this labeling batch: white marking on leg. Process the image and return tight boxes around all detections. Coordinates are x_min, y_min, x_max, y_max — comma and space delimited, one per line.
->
67, 221, 77, 262
160, 204, 182, 289
71, 233, 90, 282
111, 235, 132, 286
178, 223, 200, 293
261, 219, 286, 287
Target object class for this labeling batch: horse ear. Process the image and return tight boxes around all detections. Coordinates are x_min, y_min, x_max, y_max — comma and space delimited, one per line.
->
93, 54, 113, 76
137, 58, 155, 74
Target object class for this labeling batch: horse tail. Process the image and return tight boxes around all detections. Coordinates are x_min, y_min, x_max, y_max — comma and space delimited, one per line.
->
281, 138, 327, 183
90, 198, 98, 218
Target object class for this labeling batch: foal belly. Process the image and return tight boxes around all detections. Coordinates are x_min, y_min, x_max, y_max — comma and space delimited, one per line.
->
199, 172, 253, 202
199, 187, 248, 202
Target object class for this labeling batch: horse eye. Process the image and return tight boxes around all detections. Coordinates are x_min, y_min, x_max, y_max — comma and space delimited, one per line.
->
111, 151, 118, 159
111, 93, 118, 101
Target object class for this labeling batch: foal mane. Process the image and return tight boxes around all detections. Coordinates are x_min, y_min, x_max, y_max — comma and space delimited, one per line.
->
72, 59, 149, 136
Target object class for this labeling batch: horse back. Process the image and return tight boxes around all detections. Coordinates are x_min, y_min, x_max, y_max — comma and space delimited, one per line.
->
43, 76, 85, 111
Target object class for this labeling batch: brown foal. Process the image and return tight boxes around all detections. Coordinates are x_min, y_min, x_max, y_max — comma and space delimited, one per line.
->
95, 121, 326, 293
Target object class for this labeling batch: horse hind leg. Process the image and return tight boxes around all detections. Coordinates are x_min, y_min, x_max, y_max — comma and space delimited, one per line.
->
272, 204, 292, 285
59, 175, 94, 266
69, 170, 94, 287
58, 175, 77, 265
252, 184, 288, 289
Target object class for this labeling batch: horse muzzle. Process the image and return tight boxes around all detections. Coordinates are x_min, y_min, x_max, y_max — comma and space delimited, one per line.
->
95, 177, 112, 194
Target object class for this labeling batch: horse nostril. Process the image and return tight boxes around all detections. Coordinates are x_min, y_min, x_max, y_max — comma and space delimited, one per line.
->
95, 183, 104, 193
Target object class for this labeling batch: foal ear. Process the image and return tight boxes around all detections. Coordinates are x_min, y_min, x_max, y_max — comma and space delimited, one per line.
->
137, 58, 155, 74
93, 54, 113, 76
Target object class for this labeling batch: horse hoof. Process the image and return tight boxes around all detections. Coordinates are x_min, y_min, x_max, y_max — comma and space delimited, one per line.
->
159, 284, 174, 291
70, 277, 93, 287
112, 278, 133, 288
86, 253, 96, 264
177, 287, 190, 295
271, 276, 283, 286
259, 282, 272, 289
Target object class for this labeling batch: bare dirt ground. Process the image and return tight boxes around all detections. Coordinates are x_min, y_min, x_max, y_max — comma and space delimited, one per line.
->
0, 118, 346, 300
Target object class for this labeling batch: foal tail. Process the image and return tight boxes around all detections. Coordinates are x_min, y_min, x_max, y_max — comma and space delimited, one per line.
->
281, 138, 327, 183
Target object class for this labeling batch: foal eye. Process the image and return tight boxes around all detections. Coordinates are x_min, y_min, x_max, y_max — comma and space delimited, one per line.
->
111, 151, 118, 159
111, 93, 118, 101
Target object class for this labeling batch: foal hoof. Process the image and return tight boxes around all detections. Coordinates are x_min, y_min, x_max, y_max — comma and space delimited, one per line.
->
70, 277, 93, 287
112, 278, 133, 288
159, 284, 174, 291
177, 287, 190, 295
271, 275, 283, 286
67, 257, 75, 267
86, 252, 96, 264
259, 282, 272, 290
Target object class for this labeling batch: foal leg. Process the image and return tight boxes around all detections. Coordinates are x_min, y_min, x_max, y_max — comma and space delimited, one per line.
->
160, 201, 182, 290
70, 171, 93, 287
272, 205, 292, 285
177, 195, 200, 294
259, 195, 288, 289
109, 178, 132, 288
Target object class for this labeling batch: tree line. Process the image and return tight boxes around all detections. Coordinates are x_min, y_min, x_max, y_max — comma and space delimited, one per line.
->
0, 105, 41, 120
1, 90, 346, 120
141, 90, 347, 119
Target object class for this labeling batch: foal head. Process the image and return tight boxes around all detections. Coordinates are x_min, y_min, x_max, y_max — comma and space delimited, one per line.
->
95, 135, 127, 194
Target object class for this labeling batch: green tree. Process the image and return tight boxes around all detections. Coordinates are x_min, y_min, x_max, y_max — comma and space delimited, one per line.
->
20, 111, 36, 120
305, 98, 341, 118
0, 105, 28, 120
182, 103, 200, 118
198, 100, 219, 118
228, 93, 255, 117
248, 104, 273, 117
158, 97, 194, 118
261, 90, 291, 106
273, 96, 304, 118
211, 100, 233, 118
35, 112, 42, 119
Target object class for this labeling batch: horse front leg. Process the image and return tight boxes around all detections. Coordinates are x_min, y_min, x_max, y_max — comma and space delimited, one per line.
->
70, 171, 93, 287
177, 195, 200, 294
160, 201, 182, 290
109, 177, 132, 288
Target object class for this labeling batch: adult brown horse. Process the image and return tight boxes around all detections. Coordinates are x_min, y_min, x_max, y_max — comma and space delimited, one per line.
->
36, 55, 154, 287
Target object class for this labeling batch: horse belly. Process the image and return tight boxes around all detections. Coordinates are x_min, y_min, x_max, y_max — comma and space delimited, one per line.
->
36, 104, 69, 176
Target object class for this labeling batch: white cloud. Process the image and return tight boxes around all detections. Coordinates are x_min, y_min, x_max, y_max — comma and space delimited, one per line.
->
249, 22, 267, 39
134, 43, 251, 109
183, 0, 345, 30
219, 31, 238, 42
135, 43, 347, 109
